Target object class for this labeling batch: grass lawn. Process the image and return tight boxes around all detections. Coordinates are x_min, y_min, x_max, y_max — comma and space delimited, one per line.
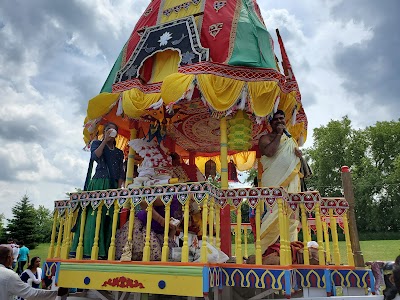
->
232, 240, 400, 263
30, 243, 50, 263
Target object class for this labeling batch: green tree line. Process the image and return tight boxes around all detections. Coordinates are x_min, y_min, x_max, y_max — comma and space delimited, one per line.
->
304, 117, 400, 237
0, 195, 53, 249
241, 116, 400, 239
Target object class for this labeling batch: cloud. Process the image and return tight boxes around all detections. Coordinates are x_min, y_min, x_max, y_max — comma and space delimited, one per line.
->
331, 0, 400, 118
0, 0, 142, 219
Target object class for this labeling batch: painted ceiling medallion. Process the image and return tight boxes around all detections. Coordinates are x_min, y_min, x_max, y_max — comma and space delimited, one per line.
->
213, 1, 226, 12
158, 32, 172, 46
209, 23, 223, 38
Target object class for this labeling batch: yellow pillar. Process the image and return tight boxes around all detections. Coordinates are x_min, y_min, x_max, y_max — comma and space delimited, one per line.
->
200, 196, 209, 263
278, 198, 287, 265
127, 201, 136, 243
300, 204, 310, 264
124, 126, 137, 211
48, 210, 59, 259
76, 207, 87, 260
329, 209, 341, 265
236, 204, 243, 264
244, 224, 248, 259
342, 212, 355, 266
323, 220, 331, 264
91, 203, 104, 260
315, 203, 326, 265
55, 216, 65, 258
215, 204, 221, 250
255, 201, 262, 265
61, 211, 73, 259
125, 127, 137, 187
161, 202, 171, 262
219, 117, 231, 256
142, 203, 154, 262
209, 200, 215, 246
181, 200, 190, 262
284, 204, 291, 265
108, 200, 120, 260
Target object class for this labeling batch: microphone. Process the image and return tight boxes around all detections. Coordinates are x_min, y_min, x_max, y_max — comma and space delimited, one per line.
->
283, 129, 292, 138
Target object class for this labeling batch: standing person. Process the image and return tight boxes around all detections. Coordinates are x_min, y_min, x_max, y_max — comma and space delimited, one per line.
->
0, 245, 67, 300
70, 122, 125, 259
17, 241, 29, 275
8, 238, 19, 270
258, 110, 303, 254
19, 257, 42, 300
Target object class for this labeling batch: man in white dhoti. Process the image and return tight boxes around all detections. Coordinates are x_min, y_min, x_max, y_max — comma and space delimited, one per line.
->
258, 110, 303, 254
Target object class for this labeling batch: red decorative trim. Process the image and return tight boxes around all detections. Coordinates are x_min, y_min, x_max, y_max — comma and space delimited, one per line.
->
102, 276, 145, 289
179, 62, 285, 83
112, 79, 162, 93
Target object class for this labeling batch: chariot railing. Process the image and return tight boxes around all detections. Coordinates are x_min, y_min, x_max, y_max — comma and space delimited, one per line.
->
47, 182, 353, 266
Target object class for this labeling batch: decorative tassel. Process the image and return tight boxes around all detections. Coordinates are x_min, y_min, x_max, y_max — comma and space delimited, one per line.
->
116, 95, 124, 116
149, 98, 164, 110
273, 96, 280, 113
106, 209, 110, 216
291, 105, 297, 125
238, 85, 247, 110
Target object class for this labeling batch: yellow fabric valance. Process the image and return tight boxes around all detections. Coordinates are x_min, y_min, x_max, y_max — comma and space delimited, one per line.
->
86, 92, 121, 120
122, 89, 161, 119
248, 81, 281, 117
161, 73, 195, 104
196, 74, 245, 111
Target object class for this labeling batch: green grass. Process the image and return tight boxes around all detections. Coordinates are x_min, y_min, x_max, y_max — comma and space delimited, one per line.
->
232, 240, 400, 263
30, 243, 50, 263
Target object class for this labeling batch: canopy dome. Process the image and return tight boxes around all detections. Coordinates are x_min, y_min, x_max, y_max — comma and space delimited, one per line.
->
84, 0, 308, 167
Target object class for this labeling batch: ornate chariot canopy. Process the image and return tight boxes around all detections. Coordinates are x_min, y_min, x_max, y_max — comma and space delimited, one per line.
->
84, 0, 308, 171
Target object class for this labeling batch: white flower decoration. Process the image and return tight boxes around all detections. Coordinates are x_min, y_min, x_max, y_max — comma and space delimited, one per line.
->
158, 31, 172, 46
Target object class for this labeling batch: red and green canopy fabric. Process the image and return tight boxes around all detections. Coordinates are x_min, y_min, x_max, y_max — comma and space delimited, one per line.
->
84, 0, 308, 164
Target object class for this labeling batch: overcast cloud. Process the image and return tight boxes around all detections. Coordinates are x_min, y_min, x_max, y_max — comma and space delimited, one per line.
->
0, 0, 399, 219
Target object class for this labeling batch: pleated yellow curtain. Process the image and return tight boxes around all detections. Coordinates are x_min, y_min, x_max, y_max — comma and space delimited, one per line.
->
248, 81, 280, 117
161, 73, 195, 104
86, 93, 121, 120
277, 91, 298, 121
122, 89, 161, 119
196, 74, 245, 111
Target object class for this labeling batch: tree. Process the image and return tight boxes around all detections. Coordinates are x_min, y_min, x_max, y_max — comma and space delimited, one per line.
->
36, 205, 53, 243
0, 213, 5, 242
6, 195, 38, 249
304, 117, 400, 236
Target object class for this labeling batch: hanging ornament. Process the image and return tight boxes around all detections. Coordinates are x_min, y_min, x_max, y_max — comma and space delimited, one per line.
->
228, 110, 252, 151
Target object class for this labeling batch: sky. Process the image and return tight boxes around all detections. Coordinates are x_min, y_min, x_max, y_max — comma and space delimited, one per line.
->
0, 0, 399, 220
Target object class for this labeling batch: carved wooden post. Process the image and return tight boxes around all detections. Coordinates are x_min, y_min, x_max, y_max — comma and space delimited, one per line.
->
341, 166, 364, 267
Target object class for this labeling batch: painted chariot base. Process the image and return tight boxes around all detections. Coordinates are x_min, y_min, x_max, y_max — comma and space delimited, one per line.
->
44, 260, 375, 299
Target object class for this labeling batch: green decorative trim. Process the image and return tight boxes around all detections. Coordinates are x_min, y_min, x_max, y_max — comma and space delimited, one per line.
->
61, 263, 203, 277
221, 168, 228, 172
220, 143, 228, 147
128, 154, 135, 158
